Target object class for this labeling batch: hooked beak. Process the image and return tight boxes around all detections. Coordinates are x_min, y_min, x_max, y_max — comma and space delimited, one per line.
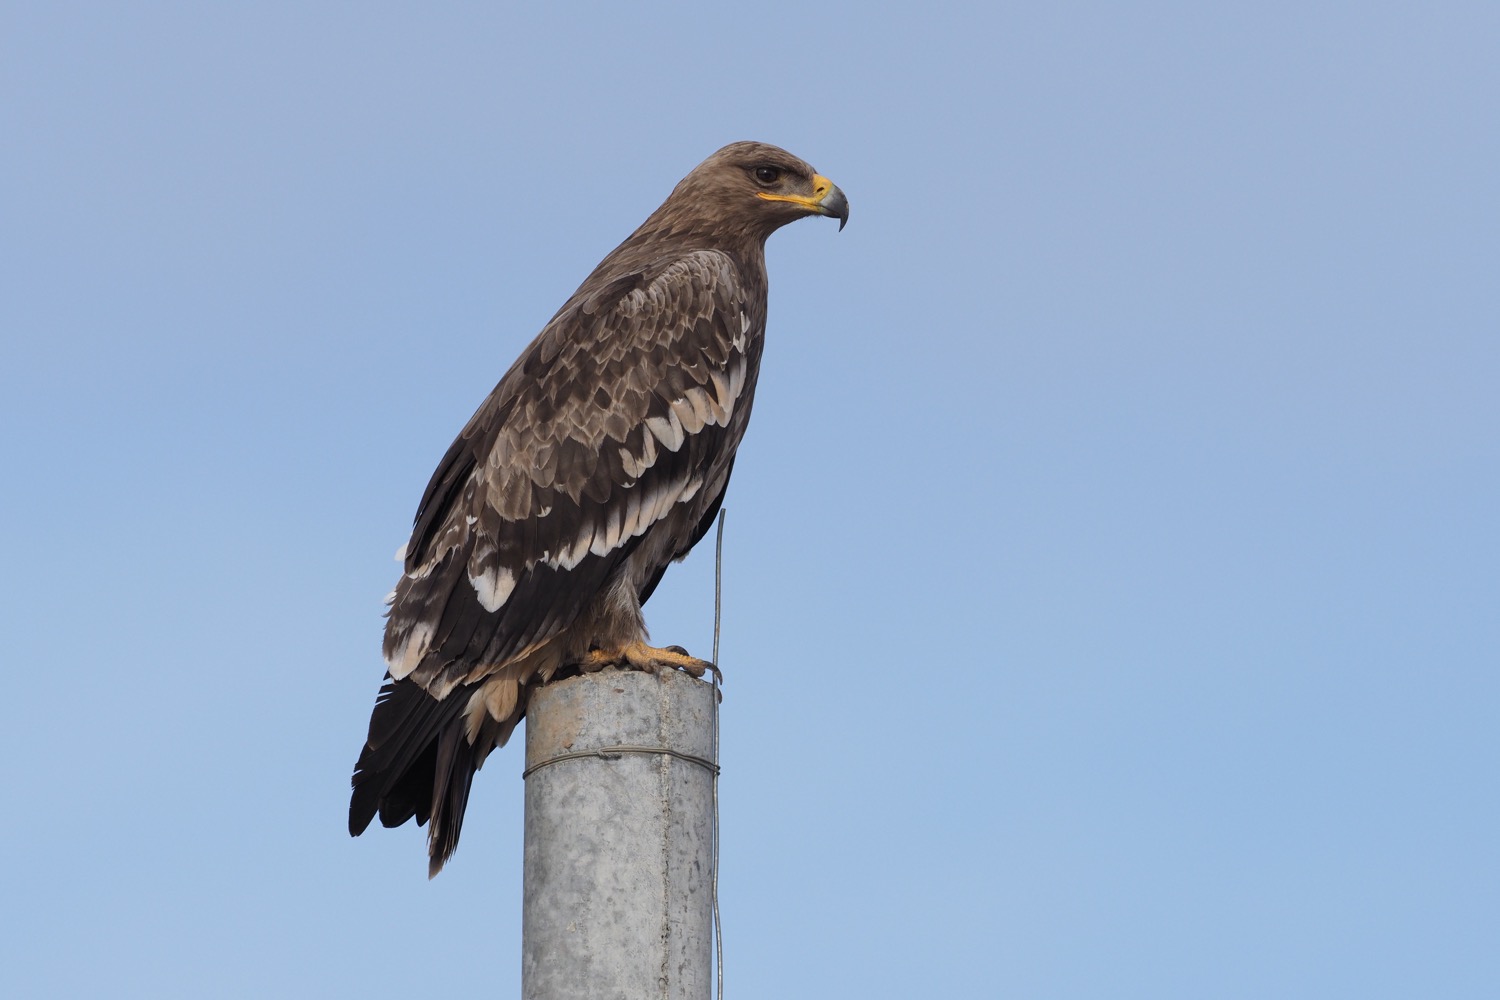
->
757, 174, 849, 230
816, 179, 849, 231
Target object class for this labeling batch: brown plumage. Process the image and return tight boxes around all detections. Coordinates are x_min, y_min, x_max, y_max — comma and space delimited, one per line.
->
349, 142, 848, 875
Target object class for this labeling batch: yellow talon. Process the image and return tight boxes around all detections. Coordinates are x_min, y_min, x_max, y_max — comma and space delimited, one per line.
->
581, 640, 719, 681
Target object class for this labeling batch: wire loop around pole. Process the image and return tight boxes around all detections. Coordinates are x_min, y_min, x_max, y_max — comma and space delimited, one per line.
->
520, 743, 719, 780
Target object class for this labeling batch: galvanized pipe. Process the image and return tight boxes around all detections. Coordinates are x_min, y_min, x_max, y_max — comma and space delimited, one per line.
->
522, 667, 716, 1000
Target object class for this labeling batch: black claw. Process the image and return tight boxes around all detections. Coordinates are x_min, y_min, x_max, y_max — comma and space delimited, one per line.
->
665, 644, 690, 656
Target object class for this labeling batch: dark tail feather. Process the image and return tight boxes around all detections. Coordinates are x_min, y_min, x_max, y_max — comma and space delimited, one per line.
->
426, 721, 479, 878
349, 676, 485, 876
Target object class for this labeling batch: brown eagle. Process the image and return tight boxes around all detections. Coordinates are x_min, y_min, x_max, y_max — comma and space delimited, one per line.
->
349, 142, 848, 875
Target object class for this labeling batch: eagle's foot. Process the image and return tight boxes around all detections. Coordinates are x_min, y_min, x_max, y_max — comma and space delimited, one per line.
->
662, 645, 724, 684
581, 640, 719, 682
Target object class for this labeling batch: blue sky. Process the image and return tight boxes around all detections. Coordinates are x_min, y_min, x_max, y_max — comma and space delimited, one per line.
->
3, 3, 1497, 997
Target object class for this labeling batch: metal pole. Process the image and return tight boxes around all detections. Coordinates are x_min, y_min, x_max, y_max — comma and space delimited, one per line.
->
522, 667, 716, 1000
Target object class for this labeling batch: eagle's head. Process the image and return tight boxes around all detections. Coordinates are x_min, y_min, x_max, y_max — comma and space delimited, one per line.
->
654, 141, 849, 242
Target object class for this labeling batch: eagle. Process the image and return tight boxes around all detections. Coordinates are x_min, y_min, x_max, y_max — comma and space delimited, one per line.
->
349, 141, 848, 875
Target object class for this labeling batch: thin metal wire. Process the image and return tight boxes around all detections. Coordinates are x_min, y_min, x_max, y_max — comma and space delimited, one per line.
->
520, 744, 719, 780
711, 509, 726, 1000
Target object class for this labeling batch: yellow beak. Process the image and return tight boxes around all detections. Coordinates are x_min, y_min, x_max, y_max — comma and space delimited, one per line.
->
757, 174, 849, 230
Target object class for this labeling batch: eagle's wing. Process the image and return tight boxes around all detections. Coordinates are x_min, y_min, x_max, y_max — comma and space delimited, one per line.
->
351, 251, 755, 863
383, 247, 754, 700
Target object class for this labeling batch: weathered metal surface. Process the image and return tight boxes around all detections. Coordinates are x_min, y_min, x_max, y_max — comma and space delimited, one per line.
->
522, 667, 715, 1000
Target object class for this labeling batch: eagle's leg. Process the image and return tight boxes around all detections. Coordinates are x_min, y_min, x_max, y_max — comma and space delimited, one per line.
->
580, 640, 720, 682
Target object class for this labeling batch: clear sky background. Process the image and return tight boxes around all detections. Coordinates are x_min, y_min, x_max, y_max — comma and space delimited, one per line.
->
3, 3, 1496, 997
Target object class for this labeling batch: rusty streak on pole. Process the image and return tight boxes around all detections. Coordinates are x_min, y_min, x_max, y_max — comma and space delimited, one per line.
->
522, 666, 717, 999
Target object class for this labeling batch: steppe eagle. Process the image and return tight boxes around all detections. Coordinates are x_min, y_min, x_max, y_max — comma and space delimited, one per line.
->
349, 141, 848, 875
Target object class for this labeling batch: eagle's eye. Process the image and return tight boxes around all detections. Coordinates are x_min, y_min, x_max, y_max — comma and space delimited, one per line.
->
752, 166, 781, 185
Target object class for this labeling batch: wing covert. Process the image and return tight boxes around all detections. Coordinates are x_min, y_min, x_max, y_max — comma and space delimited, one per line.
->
383, 250, 757, 697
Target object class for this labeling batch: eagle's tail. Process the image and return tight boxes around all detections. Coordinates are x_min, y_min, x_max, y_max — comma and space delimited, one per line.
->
348, 676, 498, 877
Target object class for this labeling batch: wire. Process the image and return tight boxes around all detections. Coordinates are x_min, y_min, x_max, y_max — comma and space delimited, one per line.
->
520, 744, 719, 780
711, 509, 726, 1000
